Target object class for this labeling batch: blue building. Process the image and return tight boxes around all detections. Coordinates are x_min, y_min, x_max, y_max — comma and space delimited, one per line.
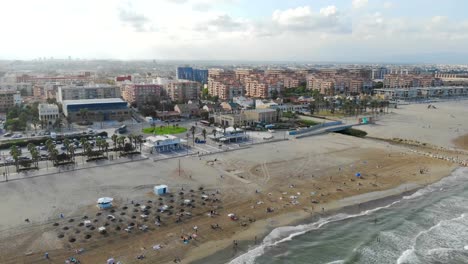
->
63, 98, 130, 122
193, 69, 208, 84
176, 67, 193, 81
177, 67, 208, 84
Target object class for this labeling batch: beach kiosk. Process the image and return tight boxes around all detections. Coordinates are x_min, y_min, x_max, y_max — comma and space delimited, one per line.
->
97, 197, 114, 209
154, 185, 169, 196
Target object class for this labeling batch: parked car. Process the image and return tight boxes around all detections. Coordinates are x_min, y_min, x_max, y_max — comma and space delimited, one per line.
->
3, 132, 12, 137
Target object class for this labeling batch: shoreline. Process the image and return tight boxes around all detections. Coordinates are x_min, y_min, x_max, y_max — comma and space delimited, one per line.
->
184, 178, 444, 264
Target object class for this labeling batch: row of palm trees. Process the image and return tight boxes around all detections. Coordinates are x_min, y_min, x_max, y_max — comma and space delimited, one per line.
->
8, 134, 145, 171
308, 97, 390, 116
188, 126, 208, 145
110, 134, 144, 152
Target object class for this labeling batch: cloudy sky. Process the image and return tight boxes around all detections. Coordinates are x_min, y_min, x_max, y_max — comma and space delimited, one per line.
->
0, 0, 467, 63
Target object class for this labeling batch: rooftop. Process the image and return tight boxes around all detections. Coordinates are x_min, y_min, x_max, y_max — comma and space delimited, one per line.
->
62, 98, 127, 105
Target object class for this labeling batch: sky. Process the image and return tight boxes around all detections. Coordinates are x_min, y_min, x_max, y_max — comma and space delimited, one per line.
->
1, 0, 467, 63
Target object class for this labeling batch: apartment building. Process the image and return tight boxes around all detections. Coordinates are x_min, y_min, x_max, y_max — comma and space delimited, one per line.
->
57, 84, 121, 102
167, 81, 200, 103
122, 84, 162, 106
0, 91, 20, 112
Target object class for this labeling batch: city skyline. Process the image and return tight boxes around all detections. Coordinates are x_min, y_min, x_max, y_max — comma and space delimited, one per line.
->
1, 0, 468, 63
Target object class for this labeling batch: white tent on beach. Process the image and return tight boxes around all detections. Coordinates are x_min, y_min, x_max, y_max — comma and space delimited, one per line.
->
154, 185, 169, 195
97, 197, 114, 209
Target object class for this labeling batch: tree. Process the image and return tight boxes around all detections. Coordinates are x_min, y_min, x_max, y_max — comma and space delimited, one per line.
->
117, 135, 126, 149
67, 144, 76, 162
63, 138, 70, 153
80, 137, 88, 151
10, 145, 21, 171
32, 118, 39, 133
30, 148, 40, 168
54, 116, 63, 130
46, 139, 58, 166
102, 140, 110, 157
79, 108, 89, 124
202, 129, 207, 141
111, 134, 118, 150
127, 134, 135, 149
271, 90, 279, 100
309, 102, 316, 115
83, 141, 93, 160
190, 126, 196, 145
65, 115, 72, 130
136, 135, 143, 151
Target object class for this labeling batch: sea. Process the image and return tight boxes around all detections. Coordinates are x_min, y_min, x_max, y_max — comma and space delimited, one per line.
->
228, 167, 468, 264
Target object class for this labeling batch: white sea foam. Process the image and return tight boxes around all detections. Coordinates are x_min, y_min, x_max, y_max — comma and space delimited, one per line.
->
324, 260, 345, 264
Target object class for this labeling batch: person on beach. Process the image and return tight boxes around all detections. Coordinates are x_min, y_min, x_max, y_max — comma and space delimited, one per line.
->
45, 252, 49, 259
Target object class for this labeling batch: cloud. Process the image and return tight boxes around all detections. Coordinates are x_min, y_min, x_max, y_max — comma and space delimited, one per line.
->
272, 6, 351, 34
194, 14, 247, 32
383, 1, 393, 9
118, 8, 154, 32
352, 0, 368, 9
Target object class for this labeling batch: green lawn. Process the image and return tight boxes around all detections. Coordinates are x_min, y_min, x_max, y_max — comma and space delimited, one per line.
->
297, 120, 318, 126
142, 126, 188, 135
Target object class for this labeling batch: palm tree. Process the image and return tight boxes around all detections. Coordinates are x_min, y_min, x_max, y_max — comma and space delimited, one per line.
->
27, 143, 36, 155
127, 134, 135, 149
66, 115, 72, 130
46, 139, 58, 166
309, 102, 316, 115
10, 145, 21, 172
102, 140, 109, 157
32, 118, 39, 133
80, 137, 88, 150
117, 135, 126, 149
63, 138, 70, 154
79, 108, 89, 124
84, 142, 93, 160
190, 126, 196, 145
111, 134, 118, 150
30, 148, 40, 168
202, 129, 207, 141
67, 144, 75, 161
136, 135, 143, 151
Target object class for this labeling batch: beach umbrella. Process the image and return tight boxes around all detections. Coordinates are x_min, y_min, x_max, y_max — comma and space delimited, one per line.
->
355, 172, 361, 177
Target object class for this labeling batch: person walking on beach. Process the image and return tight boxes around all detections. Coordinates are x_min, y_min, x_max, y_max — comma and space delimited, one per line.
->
45, 252, 49, 259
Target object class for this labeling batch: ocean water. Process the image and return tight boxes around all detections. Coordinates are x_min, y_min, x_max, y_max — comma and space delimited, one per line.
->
230, 167, 468, 264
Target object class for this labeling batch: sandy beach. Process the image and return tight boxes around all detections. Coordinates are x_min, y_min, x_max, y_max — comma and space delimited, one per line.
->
0, 100, 467, 264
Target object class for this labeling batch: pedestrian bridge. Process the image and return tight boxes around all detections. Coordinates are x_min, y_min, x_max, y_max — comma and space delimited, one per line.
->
294, 122, 358, 139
